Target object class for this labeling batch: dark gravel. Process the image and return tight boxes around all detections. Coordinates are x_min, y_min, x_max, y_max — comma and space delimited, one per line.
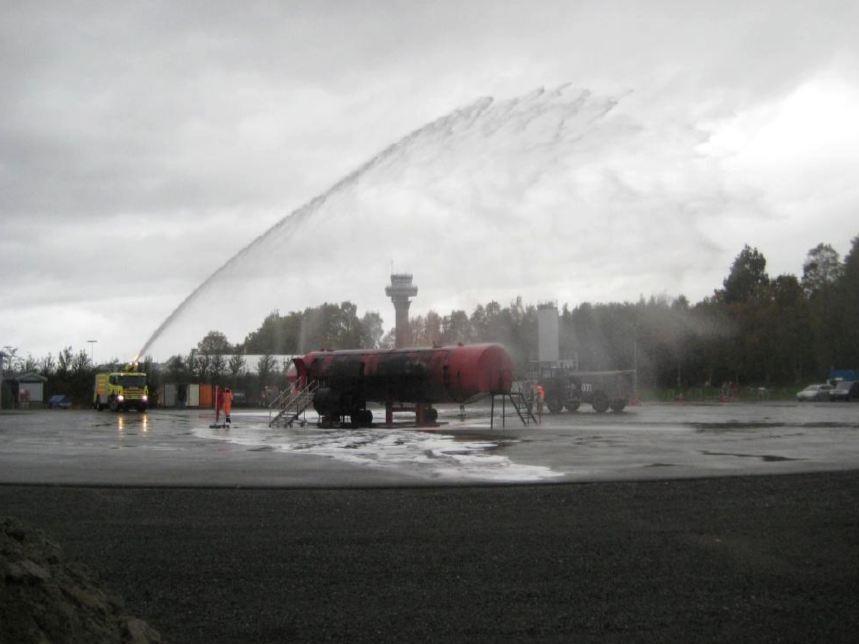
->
1, 517, 162, 643
2, 472, 858, 642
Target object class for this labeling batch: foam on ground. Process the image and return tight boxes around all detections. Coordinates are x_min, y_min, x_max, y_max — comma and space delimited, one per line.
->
192, 422, 563, 482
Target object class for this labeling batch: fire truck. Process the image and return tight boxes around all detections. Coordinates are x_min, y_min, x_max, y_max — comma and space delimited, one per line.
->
531, 363, 633, 413
92, 368, 149, 412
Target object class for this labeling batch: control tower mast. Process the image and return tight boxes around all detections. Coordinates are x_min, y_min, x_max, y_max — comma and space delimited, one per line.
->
385, 274, 418, 348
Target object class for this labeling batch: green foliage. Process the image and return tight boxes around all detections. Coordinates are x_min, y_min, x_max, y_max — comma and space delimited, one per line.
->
227, 354, 245, 385
197, 330, 233, 355
204, 235, 857, 392
720, 245, 770, 304
42, 346, 94, 403
256, 354, 276, 387
241, 303, 384, 353
21, 235, 858, 407
165, 354, 189, 384
802, 243, 842, 295
833, 236, 859, 367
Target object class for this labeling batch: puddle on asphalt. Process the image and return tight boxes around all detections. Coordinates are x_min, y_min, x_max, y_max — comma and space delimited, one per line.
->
691, 422, 784, 432
801, 422, 859, 429
573, 435, 625, 446
700, 450, 801, 462
693, 421, 859, 433
192, 423, 564, 482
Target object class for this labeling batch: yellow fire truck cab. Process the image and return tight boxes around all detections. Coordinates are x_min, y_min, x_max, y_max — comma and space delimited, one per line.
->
93, 370, 149, 412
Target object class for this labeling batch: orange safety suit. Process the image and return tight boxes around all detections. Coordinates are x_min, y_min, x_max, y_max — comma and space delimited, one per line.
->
534, 385, 545, 423
223, 389, 233, 417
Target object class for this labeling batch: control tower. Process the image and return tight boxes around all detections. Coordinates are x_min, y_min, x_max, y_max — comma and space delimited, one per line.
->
385, 274, 418, 348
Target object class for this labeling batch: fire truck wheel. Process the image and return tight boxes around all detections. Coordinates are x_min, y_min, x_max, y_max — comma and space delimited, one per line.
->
592, 391, 609, 413
547, 399, 564, 414
565, 401, 581, 412
427, 407, 439, 422
610, 399, 627, 413
360, 409, 373, 426
109, 397, 118, 412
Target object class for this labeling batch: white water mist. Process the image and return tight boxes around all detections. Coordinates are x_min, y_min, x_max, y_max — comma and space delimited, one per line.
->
138, 84, 728, 359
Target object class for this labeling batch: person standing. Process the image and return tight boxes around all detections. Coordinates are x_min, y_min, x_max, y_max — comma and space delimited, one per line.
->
223, 387, 234, 427
534, 383, 545, 424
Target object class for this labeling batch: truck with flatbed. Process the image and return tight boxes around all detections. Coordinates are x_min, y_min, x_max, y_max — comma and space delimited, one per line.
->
531, 364, 633, 413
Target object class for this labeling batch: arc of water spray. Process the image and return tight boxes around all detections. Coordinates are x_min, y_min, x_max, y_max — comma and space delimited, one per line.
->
133, 96, 499, 361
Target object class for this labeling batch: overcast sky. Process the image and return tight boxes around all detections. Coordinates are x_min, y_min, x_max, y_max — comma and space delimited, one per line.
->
2, 0, 858, 361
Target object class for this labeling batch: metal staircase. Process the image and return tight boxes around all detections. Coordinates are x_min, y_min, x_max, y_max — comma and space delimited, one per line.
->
488, 383, 538, 428
268, 381, 318, 427
507, 390, 538, 425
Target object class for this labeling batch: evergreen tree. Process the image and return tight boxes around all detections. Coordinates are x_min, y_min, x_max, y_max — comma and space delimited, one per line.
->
833, 236, 859, 367
720, 245, 770, 304
802, 243, 842, 295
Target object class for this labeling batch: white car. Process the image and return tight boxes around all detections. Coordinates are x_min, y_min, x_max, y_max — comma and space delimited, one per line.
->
796, 384, 833, 402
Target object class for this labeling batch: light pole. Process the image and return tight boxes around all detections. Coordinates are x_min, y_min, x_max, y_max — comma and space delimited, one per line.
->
87, 339, 98, 366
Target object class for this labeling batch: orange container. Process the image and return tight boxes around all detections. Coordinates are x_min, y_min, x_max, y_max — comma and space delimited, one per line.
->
199, 384, 214, 408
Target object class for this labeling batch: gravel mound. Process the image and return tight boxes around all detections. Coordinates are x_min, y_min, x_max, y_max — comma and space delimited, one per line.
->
1, 516, 161, 644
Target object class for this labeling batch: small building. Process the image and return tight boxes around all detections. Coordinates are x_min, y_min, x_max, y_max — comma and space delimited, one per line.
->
16, 372, 47, 407
159, 383, 178, 408
187, 383, 200, 408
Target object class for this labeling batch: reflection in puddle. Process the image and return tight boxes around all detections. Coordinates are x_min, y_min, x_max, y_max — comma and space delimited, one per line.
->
110, 413, 151, 438
193, 424, 563, 482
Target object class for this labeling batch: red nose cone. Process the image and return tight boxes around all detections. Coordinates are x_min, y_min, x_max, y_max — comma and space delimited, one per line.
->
477, 344, 515, 393
447, 343, 514, 398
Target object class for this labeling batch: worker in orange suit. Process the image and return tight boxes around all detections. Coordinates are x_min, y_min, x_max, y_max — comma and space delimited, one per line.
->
223, 387, 234, 427
534, 384, 545, 424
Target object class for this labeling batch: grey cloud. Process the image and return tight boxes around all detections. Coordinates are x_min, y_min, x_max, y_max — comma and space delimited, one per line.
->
4, 1, 857, 221
2, 0, 858, 359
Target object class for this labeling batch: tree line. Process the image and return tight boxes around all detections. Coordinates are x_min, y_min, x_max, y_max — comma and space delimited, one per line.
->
185, 234, 857, 390
4, 235, 856, 406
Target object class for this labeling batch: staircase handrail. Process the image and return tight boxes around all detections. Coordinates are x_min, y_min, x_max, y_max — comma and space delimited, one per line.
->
269, 381, 318, 427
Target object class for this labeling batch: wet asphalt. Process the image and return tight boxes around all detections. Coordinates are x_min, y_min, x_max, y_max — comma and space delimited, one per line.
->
2, 402, 859, 486
2, 472, 858, 642
2, 403, 859, 641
